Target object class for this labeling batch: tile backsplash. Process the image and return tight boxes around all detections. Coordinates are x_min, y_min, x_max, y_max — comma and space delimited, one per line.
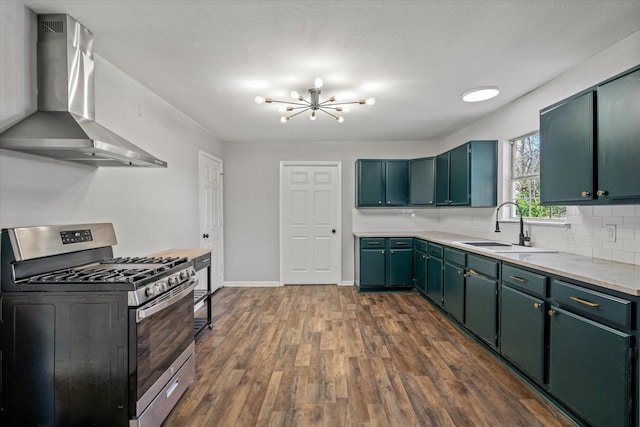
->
353, 204, 640, 266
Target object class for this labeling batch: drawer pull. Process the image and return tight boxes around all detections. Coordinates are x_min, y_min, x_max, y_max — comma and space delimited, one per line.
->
458, 270, 464, 276
581, 191, 591, 197
381, 250, 385, 254
548, 309, 556, 317
569, 296, 600, 307
390, 250, 395, 254
396, 242, 408, 246
533, 303, 542, 309
509, 275, 528, 283
422, 255, 427, 259
596, 190, 608, 196
468, 269, 478, 276
367, 242, 381, 245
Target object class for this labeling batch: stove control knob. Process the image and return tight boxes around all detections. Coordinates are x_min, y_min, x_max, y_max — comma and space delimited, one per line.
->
180, 270, 188, 280
169, 276, 179, 286
145, 286, 156, 297
155, 283, 163, 293
189, 268, 196, 277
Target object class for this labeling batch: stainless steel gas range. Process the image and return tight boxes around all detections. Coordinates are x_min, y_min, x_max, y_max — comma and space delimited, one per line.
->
0, 223, 197, 426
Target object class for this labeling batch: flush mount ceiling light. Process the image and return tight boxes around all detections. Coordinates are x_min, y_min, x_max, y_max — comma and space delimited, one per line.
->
462, 86, 500, 102
255, 78, 375, 123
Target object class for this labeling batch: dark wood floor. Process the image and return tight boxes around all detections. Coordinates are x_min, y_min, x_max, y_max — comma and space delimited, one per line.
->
164, 285, 574, 427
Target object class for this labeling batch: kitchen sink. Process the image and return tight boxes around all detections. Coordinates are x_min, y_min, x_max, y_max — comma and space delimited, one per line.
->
453, 241, 557, 253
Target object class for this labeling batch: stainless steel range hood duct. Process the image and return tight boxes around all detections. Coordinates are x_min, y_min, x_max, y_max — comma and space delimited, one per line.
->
0, 14, 167, 167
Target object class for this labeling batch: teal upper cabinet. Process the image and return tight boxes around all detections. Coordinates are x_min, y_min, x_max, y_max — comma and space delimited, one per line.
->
540, 90, 595, 204
356, 160, 385, 206
385, 160, 409, 206
597, 67, 640, 201
436, 140, 497, 207
356, 160, 408, 207
409, 157, 435, 206
540, 65, 640, 205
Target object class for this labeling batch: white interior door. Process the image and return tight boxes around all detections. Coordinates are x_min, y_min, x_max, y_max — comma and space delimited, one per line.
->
199, 152, 223, 292
280, 162, 341, 285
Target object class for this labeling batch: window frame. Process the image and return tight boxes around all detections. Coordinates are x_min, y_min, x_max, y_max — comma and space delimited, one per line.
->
509, 131, 566, 221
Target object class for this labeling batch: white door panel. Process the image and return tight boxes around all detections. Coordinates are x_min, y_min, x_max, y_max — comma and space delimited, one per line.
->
199, 152, 223, 292
281, 162, 341, 285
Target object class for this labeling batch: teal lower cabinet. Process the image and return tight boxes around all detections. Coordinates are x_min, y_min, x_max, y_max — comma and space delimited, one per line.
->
426, 243, 443, 306
360, 246, 386, 287
412, 243, 639, 426
465, 272, 498, 347
464, 255, 499, 347
389, 246, 413, 285
443, 247, 466, 323
548, 306, 632, 427
500, 285, 545, 383
358, 237, 414, 291
414, 240, 428, 295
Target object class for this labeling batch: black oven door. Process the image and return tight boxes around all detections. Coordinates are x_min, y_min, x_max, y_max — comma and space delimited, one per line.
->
130, 279, 196, 416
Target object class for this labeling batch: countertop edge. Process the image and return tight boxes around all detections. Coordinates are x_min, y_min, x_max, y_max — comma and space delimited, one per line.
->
355, 231, 640, 296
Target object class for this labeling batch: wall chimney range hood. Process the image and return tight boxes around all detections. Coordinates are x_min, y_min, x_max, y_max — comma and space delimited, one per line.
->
0, 14, 167, 167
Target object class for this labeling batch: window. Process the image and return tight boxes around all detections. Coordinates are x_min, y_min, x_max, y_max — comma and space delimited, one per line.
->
510, 132, 566, 219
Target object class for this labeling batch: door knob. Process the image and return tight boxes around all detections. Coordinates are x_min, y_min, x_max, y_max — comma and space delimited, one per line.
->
202, 233, 209, 238
581, 191, 591, 197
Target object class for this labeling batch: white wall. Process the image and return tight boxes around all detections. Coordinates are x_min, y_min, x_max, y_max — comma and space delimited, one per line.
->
0, 1, 223, 256
223, 140, 438, 283
437, 29, 640, 266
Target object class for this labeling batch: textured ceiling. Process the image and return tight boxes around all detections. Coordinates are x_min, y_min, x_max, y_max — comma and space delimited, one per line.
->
18, 0, 640, 143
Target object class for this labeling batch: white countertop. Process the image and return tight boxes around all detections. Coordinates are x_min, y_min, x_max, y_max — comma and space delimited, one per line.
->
355, 231, 640, 296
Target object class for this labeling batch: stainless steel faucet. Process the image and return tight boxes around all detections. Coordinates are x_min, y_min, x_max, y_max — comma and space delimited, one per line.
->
495, 201, 530, 246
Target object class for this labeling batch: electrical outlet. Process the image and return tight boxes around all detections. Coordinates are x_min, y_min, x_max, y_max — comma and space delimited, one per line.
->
605, 224, 616, 242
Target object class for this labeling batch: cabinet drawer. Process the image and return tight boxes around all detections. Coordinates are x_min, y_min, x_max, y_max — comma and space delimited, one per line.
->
360, 238, 385, 249
414, 239, 428, 252
427, 243, 443, 259
389, 238, 413, 249
467, 254, 499, 280
444, 247, 466, 266
551, 280, 631, 330
502, 264, 547, 298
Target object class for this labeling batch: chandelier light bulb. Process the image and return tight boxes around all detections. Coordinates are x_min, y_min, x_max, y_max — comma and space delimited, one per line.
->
365, 97, 376, 105
255, 96, 265, 104
290, 91, 300, 100
278, 106, 287, 113
314, 78, 323, 89
310, 111, 317, 120
280, 116, 288, 123
337, 116, 344, 123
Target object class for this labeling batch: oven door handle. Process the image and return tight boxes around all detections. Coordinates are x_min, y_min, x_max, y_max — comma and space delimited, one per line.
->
136, 279, 198, 323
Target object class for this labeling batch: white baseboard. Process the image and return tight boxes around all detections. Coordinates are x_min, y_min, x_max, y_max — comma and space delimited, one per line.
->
223, 281, 354, 287
223, 281, 282, 287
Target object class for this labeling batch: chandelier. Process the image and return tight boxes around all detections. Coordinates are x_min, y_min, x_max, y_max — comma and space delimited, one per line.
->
255, 78, 375, 123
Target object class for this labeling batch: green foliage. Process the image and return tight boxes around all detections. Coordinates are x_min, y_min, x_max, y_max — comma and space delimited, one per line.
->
511, 132, 565, 219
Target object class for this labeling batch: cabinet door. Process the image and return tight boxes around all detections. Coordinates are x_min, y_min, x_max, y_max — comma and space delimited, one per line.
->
389, 248, 413, 286
385, 160, 409, 206
540, 91, 595, 204
435, 152, 450, 205
548, 306, 632, 427
448, 144, 470, 205
500, 285, 545, 383
409, 157, 435, 206
426, 256, 443, 306
597, 68, 640, 200
360, 248, 386, 286
465, 273, 497, 347
443, 262, 465, 322
356, 160, 384, 206
414, 249, 427, 295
